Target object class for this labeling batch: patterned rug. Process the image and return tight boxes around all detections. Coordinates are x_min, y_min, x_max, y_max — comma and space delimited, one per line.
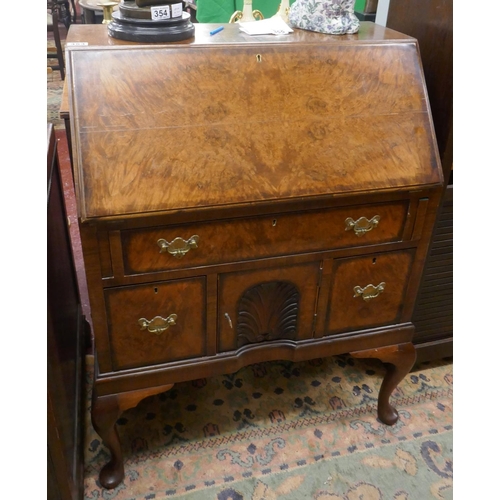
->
47, 40, 65, 129
83, 355, 453, 499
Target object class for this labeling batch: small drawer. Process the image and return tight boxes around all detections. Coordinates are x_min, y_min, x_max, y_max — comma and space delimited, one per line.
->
325, 250, 414, 334
105, 277, 206, 370
121, 201, 408, 275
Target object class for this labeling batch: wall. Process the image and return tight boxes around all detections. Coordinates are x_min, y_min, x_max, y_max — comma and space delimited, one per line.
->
375, 0, 390, 25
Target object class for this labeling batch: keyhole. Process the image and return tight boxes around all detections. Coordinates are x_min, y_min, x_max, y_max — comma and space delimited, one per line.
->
256, 54, 262, 63
272, 219, 277, 227
154, 287, 158, 293
372, 258, 377, 264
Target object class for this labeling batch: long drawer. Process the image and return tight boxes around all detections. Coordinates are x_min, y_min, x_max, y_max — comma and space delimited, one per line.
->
120, 201, 409, 275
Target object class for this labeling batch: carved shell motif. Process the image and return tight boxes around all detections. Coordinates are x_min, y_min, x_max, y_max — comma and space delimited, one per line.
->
236, 281, 299, 348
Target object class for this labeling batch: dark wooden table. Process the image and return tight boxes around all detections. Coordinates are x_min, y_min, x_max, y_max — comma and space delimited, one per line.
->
47, 123, 87, 500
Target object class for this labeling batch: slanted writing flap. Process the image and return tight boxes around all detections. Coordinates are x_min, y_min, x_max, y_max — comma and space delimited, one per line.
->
69, 34, 442, 219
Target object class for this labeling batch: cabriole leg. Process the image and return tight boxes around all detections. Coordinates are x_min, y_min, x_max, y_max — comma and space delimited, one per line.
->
91, 393, 124, 489
91, 383, 175, 489
350, 342, 416, 425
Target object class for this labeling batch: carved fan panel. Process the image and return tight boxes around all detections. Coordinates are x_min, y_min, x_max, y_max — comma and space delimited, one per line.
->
236, 281, 299, 347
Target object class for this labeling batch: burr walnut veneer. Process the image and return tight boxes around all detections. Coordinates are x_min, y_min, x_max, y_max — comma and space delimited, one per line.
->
66, 22, 443, 488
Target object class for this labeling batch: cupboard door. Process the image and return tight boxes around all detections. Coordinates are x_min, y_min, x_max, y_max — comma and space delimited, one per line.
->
105, 277, 206, 370
326, 250, 414, 334
218, 262, 322, 352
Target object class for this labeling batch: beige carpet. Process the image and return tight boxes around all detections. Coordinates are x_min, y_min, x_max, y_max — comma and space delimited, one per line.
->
83, 354, 452, 499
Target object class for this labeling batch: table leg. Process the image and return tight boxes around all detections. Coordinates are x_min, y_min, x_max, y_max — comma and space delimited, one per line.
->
350, 342, 416, 425
91, 383, 175, 489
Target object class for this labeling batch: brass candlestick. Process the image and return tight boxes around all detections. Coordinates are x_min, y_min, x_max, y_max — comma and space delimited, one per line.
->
275, 0, 290, 23
229, 0, 263, 22
100, 1, 118, 24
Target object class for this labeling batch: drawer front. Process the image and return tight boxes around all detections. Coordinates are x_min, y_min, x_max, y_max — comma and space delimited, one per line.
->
326, 250, 414, 334
121, 201, 408, 274
105, 277, 206, 370
218, 262, 322, 352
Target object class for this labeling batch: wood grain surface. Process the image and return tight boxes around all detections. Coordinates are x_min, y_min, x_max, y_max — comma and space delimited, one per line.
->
67, 24, 442, 220
326, 250, 414, 333
121, 201, 408, 274
105, 277, 206, 370
67, 25, 446, 487
218, 262, 321, 351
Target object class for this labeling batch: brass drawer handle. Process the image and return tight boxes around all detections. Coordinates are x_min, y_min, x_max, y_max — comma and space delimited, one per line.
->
138, 314, 178, 335
345, 215, 380, 236
157, 235, 199, 259
353, 282, 386, 301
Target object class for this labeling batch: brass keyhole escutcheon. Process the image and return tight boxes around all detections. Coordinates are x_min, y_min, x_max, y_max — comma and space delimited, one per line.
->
256, 54, 262, 63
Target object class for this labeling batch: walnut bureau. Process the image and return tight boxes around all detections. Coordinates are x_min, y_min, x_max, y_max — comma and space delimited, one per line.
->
65, 22, 443, 488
